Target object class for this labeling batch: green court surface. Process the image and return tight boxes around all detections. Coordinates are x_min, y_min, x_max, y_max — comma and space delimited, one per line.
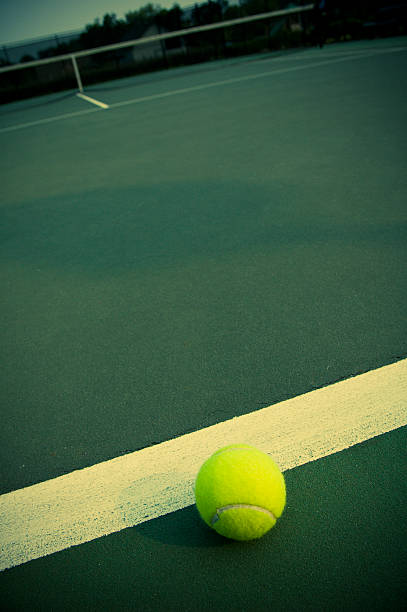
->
1, 37, 407, 610
1, 427, 406, 611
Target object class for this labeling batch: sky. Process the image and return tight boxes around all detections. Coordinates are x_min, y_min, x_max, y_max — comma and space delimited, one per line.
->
0, 0, 195, 45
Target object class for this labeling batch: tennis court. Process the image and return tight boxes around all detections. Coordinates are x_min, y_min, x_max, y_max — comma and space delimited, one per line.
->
1, 34, 407, 610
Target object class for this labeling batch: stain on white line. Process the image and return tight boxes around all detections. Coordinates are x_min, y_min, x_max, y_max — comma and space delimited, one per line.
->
0, 358, 406, 571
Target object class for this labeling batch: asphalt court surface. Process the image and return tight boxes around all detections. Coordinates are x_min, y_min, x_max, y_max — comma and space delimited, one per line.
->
1, 37, 407, 609
1, 38, 407, 131
1, 427, 407, 611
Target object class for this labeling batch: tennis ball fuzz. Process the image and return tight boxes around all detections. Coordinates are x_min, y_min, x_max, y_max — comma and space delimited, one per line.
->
195, 444, 286, 541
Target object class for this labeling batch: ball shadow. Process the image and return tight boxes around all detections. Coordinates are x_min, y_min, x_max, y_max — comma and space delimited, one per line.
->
135, 504, 235, 549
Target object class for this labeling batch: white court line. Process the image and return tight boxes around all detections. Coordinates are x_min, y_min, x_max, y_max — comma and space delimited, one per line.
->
0, 46, 405, 134
76, 92, 109, 109
0, 106, 102, 134
0, 358, 406, 571
109, 48, 406, 109
268, 46, 407, 62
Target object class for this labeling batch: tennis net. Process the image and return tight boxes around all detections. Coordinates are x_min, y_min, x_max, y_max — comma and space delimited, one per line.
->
0, 5, 315, 104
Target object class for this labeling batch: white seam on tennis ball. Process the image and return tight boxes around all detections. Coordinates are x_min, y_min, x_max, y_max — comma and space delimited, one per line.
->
211, 504, 276, 525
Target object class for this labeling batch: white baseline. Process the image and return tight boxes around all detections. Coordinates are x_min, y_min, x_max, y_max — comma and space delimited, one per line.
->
0, 358, 406, 571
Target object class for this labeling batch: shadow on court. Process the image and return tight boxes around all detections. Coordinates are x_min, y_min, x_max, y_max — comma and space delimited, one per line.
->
1, 179, 406, 494
2, 180, 406, 275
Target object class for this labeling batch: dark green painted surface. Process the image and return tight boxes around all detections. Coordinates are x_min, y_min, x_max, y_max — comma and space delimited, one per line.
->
1, 38, 406, 610
1, 426, 406, 611
1, 39, 406, 494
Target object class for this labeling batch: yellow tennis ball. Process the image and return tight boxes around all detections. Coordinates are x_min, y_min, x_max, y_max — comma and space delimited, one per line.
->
195, 444, 286, 541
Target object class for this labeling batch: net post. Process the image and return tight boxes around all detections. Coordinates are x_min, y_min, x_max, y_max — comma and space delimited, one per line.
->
71, 55, 83, 93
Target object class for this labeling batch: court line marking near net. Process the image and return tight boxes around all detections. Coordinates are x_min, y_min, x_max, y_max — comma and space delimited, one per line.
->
76, 92, 109, 109
1, 358, 406, 571
0, 106, 104, 134
105, 46, 407, 109
0, 45, 405, 134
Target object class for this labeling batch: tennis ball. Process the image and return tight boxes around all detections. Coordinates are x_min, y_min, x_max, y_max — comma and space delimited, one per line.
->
194, 444, 286, 541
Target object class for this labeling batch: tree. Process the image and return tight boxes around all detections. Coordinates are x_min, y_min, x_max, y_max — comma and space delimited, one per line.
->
156, 5, 184, 32
192, 1, 224, 26
240, 0, 279, 16
125, 3, 161, 29
79, 13, 126, 48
